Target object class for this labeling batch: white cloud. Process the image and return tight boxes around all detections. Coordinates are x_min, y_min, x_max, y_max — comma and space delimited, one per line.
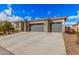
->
0, 4, 24, 22
3, 9, 12, 16
65, 22, 77, 26
54, 16, 57, 17
68, 10, 79, 19
77, 10, 79, 14
22, 10, 25, 13
65, 22, 76, 25
31, 10, 34, 13
48, 11, 52, 15
35, 17, 39, 19
3, 4, 12, 16
11, 15, 23, 21
25, 16, 32, 20
0, 12, 7, 21
7, 4, 11, 7
7, 15, 24, 22
66, 10, 79, 26
68, 16, 79, 19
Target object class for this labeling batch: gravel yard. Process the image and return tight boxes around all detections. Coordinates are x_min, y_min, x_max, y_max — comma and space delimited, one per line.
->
64, 33, 79, 55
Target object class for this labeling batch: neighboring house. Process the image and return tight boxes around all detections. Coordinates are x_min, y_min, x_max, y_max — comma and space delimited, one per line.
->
65, 26, 70, 33
73, 22, 79, 33
65, 26, 74, 33
22, 16, 67, 32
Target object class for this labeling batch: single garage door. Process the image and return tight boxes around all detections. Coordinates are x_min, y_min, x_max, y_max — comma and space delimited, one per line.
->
30, 23, 44, 32
51, 22, 62, 32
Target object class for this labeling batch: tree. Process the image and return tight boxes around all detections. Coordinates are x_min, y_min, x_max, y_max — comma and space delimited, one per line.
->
2, 21, 15, 32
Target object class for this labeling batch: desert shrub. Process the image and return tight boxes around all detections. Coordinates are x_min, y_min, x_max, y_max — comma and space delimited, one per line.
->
0, 24, 2, 32
76, 32, 79, 38
2, 21, 15, 31
76, 32, 79, 44
0, 21, 15, 34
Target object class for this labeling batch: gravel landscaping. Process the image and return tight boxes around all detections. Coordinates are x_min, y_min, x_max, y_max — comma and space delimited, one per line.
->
64, 33, 79, 55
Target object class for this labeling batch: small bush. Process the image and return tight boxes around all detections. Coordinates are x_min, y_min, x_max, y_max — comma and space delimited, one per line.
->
0, 24, 3, 32
76, 32, 79, 44
76, 32, 79, 39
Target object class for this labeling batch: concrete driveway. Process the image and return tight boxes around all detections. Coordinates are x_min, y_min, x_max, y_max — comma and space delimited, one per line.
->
0, 32, 66, 55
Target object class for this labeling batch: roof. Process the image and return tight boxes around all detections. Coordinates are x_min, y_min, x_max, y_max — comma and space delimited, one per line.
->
73, 22, 79, 26
29, 16, 67, 22
0, 16, 67, 23
50, 16, 67, 20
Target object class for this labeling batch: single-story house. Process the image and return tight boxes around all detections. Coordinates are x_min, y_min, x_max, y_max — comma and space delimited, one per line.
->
65, 26, 70, 33
73, 22, 79, 33
65, 26, 74, 33
0, 16, 67, 32
21, 16, 67, 32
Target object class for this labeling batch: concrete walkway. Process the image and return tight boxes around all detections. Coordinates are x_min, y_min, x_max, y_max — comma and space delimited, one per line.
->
0, 32, 66, 55
0, 46, 14, 55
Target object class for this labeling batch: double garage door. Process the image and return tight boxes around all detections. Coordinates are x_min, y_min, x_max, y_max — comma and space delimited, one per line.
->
30, 22, 62, 32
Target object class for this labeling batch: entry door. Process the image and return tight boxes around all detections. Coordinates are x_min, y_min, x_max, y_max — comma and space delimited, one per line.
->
30, 23, 44, 32
51, 22, 62, 32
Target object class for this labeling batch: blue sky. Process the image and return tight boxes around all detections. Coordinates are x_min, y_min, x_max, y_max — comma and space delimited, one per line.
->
0, 4, 79, 25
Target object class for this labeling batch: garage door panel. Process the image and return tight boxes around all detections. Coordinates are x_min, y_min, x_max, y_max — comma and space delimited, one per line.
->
30, 24, 44, 32
51, 22, 62, 32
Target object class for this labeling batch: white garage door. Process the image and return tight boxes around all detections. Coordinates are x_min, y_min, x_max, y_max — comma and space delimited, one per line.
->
51, 22, 62, 32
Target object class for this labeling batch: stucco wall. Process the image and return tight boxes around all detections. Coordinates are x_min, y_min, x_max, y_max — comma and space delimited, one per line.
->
73, 25, 78, 33
24, 19, 66, 32
23, 22, 26, 31
11, 22, 22, 31
44, 20, 49, 32
11, 17, 66, 32
78, 24, 79, 31
29, 21, 45, 24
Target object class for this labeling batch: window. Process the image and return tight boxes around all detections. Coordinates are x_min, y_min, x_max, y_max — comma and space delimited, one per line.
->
52, 22, 62, 24
56, 22, 62, 24
16, 22, 19, 28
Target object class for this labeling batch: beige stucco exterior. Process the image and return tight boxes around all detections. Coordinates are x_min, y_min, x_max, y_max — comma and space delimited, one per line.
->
52, 19, 65, 32
28, 17, 66, 32
11, 16, 67, 32
73, 23, 79, 32
11, 22, 23, 31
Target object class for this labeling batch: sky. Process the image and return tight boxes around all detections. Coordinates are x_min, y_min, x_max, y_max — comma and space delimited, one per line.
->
0, 4, 79, 26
